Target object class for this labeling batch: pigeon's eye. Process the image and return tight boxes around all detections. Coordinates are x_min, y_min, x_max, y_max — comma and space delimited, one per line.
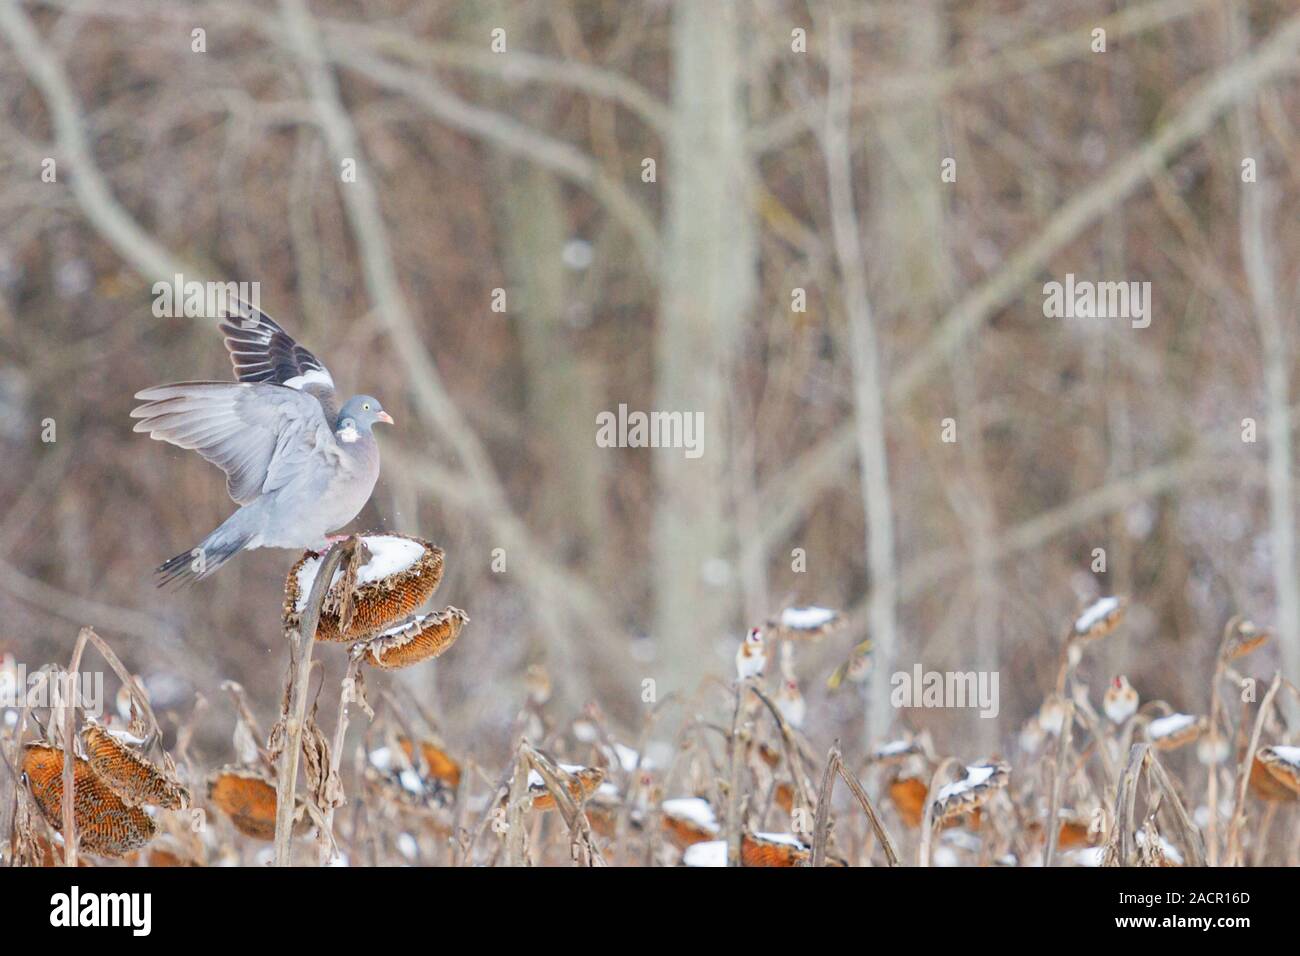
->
363, 403, 371, 410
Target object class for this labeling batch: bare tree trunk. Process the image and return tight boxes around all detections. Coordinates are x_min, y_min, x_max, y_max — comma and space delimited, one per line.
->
866, 0, 991, 746
951, 363, 1000, 753
869, 0, 950, 315
1230, 10, 1298, 726
823, 12, 899, 745
1097, 57, 1139, 681
653, 0, 755, 683
492, 162, 608, 708
500, 163, 608, 562
480, 1, 608, 707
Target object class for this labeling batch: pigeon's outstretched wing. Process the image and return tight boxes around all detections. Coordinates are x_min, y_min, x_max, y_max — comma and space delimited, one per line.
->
217, 302, 338, 423
130, 382, 338, 506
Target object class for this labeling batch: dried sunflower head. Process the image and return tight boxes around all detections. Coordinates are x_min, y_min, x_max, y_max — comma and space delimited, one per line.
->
363, 744, 455, 813
1256, 746, 1300, 797
740, 830, 810, 867
207, 766, 308, 841
1071, 596, 1126, 641
1145, 713, 1204, 750
1225, 620, 1271, 660
80, 721, 190, 810
22, 744, 156, 858
660, 797, 720, 847
767, 605, 841, 641
889, 775, 929, 828
360, 607, 467, 669
869, 737, 925, 766
930, 762, 1011, 823
529, 764, 605, 810
283, 534, 444, 642
397, 736, 462, 789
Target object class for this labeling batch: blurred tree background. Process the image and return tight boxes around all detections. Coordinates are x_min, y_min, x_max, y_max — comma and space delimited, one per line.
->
0, 0, 1297, 763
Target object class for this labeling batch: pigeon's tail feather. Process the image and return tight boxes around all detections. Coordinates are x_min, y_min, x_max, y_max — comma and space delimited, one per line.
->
156, 528, 251, 588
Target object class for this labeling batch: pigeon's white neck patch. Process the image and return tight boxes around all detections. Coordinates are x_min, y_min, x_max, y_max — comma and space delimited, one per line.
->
338, 423, 359, 443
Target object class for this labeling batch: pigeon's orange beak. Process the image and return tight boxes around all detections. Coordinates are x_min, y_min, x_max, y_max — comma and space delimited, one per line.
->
376, 411, 394, 425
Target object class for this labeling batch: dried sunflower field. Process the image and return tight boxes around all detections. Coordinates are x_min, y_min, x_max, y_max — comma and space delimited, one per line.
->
4, 592, 1300, 867
1, 0, 1300, 875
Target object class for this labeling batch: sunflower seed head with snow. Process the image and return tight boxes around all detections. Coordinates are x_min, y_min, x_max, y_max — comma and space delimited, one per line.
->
931, 762, 1011, 822
1226, 619, 1271, 660
1257, 745, 1300, 795
1071, 596, 1126, 641
1145, 713, 1204, 750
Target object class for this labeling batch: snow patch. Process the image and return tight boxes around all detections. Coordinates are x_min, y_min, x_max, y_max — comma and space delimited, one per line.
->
396, 833, 418, 860
1268, 745, 1300, 767
661, 797, 719, 833
1135, 831, 1183, 864
875, 739, 915, 758
753, 832, 804, 847
1147, 713, 1196, 739
1074, 596, 1120, 634
527, 763, 588, 789
105, 726, 148, 747
294, 535, 426, 612
396, 769, 424, 794
935, 764, 996, 803
780, 606, 837, 630
683, 840, 726, 867
613, 742, 648, 772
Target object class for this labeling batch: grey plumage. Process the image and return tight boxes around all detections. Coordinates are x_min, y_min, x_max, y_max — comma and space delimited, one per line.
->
133, 303, 393, 586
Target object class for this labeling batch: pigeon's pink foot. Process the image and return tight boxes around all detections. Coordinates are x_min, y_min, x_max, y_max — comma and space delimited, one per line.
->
309, 533, 354, 556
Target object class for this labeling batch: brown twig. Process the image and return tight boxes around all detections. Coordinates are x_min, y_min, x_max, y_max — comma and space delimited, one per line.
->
919, 757, 960, 867
1145, 750, 1206, 866
748, 685, 816, 811
1114, 743, 1149, 866
504, 749, 531, 867
809, 743, 840, 867
807, 741, 899, 867
274, 537, 354, 866
1205, 616, 1238, 865
58, 626, 160, 867
1043, 697, 1076, 867
521, 743, 604, 866
724, 678, 750, 867
835, 760, 900, 866
317, 654, 364, 865
1225, 670, 1283, 866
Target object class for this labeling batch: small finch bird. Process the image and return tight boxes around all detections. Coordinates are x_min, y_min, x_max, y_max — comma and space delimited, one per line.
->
735, 627, 766, 681
775, 678, 806, 729
1103, 676, 1138, 725
826, 638, 873, 691
525, 663, 552, 706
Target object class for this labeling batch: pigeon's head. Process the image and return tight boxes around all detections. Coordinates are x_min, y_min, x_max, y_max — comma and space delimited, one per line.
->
337, 395, 394, 438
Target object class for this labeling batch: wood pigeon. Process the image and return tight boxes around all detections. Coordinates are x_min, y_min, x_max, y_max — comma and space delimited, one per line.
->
132, 302, 393, 586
